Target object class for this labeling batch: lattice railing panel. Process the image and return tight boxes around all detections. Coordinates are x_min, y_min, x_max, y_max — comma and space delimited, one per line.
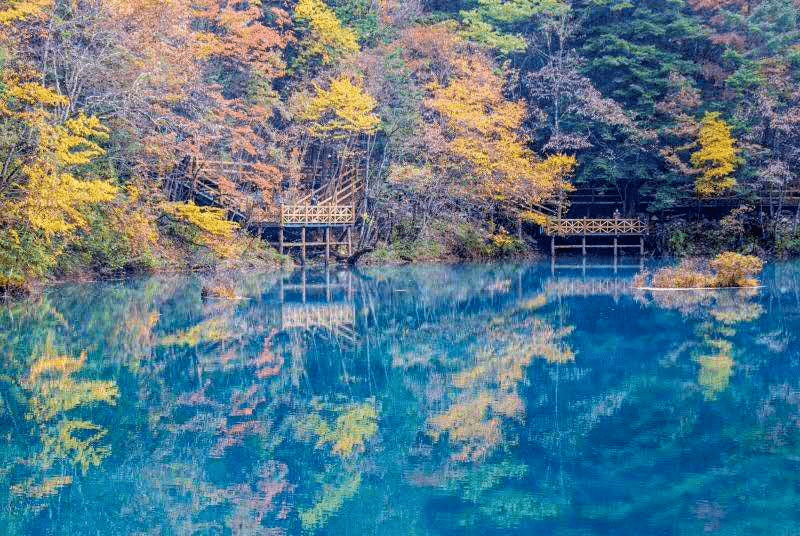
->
545, 218, 648, 236
281, 205, 355, 225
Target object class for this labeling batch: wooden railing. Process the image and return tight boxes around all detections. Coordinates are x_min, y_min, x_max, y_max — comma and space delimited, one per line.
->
281, 205, 355, 225
545, 217, 648, 236
294, 168, 363, 207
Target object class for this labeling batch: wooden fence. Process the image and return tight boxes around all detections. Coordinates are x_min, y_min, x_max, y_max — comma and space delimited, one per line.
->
281, 205, 356, 226
546, 217, 648, 236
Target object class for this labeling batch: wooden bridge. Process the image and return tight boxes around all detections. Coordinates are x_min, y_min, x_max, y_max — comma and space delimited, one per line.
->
528, 202, 648, 259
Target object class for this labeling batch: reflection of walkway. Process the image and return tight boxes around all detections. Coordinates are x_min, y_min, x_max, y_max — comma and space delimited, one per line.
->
547, 258, 639, 301
551, 255, 643, 276
545, 278, 633, 301
279, 270, 357, 347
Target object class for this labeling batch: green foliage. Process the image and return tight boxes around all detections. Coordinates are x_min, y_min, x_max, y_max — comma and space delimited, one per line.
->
459, 0, 570, 54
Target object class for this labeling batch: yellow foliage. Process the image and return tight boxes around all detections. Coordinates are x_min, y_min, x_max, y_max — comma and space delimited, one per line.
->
10, 476, 73, 499
0, 0, 52, 24
294, 0, 359, 63
696, 352, 734, 399
2, 79, 118, 242
297, 401, 379, 458
329, 403, 379, 457
429, 395, 503, 462
710, 301, 764, 325
519, 294, 548, 311
708, 252, 763, 287
426, 56, 576, 208
692, 112, 741, 197
28, 354, 86, 383
162, 202, 239, 237
300, 77, 381, 138
5, 81, 68, 106
299, 473, 362, 530
21, 168, 118, 235
428, 317, 574, 462
19, 349, 118, 479
25, 353, 120, 422
160, 318, 233, 346
646, 253, 763, 289
41, 420, 112, 474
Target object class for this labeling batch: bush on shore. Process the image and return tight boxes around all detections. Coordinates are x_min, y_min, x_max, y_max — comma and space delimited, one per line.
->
0, 274, 30, 299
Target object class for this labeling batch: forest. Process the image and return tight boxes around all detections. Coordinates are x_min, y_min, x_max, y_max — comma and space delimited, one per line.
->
1, 0, 800, 285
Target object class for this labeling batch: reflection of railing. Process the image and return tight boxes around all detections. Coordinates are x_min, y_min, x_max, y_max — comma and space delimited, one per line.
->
281, 205, 355, 225
282, 303, 355, 331
546, 218, 648, 236
279, 270, 357, 347
545, 278, 633, 299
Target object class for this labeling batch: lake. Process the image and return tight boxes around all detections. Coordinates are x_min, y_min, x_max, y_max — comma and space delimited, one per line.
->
2, 261, 800, 535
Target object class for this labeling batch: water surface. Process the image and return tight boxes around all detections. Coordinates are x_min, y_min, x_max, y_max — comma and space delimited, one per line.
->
2, 262, 800, 535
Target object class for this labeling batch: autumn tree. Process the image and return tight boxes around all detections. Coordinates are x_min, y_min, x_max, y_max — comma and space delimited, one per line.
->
294, 0, 360, 65
0, 71, 118, 276
291, 75, 381, 204
692, 112, 742, 196
425, 52, 576, 216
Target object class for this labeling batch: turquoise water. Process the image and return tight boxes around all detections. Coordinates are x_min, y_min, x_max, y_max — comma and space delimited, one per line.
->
1, 262, 800, 535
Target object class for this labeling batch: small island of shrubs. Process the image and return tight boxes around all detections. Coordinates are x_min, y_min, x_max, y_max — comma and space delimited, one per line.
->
636, 252, 764, 289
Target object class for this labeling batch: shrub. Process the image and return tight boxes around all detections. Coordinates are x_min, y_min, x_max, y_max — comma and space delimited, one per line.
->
650, 259, 715, 289
0, 274, 30, 298
201, 283, 237, 299
709, 252, 763, 287
450, 223, 488, 259
641, 252, 763, 289
488, 228, 524, 257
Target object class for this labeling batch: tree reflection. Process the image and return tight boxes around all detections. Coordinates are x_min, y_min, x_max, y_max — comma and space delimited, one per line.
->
2, 263, 800, 534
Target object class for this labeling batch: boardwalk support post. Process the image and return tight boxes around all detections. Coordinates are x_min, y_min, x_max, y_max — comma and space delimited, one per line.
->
325, 227, 331, 265
301, 227, 307, 265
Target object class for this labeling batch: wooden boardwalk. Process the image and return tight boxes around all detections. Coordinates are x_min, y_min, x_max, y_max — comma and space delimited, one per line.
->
545, 217, 648, 236
167, 157, 362, 263
532, 209, 648, 259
